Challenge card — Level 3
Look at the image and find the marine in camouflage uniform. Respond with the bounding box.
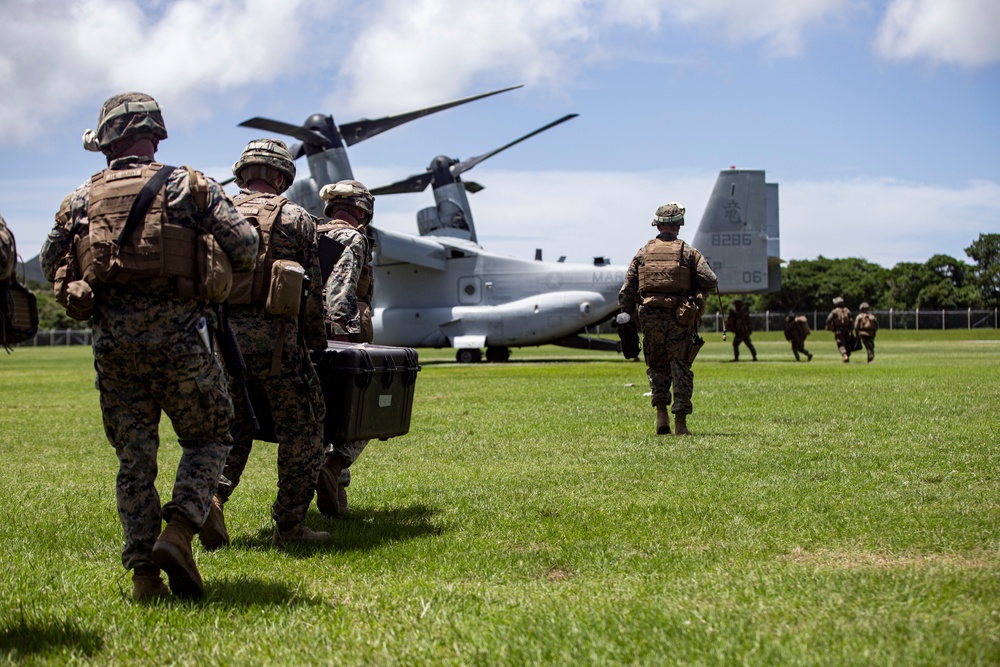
[784,313,813,361]
[854,301,878,363]
[619,202,717,436]
[40,93,258,601]
[314,180,375,516]
[0,213,15,281]
[825,296,854,363]
[200,139,329,550]
[726,300,757,361]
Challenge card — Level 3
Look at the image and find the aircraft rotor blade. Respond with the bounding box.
[450,114,578,177]
[338,84,524,147]
[463,181,485,193]
[238,117,332,148]
[369,171,435,196]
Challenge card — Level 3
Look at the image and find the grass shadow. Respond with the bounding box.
[0,615,103,660]
[205,576,320,608]
[236,503,442,557]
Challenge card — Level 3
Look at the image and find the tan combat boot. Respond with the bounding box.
[315,453,345,517]
[655,404,671,435]
[674,414,692,436]
[131,565,169,602]
[198,495,229,551]
[272,523,331,547]
[152,514,204,599]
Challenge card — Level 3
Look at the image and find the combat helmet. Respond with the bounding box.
[232,139,296,193]
[832,296,845,307]
[83,92,168,156]
[652,202,685,226]
[319,180,375,222]
[859,302,870,311]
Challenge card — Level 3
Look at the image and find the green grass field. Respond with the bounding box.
[1,330,998,665]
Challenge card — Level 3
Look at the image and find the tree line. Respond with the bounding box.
[708,233,999,314]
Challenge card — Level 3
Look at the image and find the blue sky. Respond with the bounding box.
[0,0,997,271]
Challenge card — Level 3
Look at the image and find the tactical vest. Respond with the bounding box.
[228,192,287,305]
[76,162,198,286]
[639,238,691,296]
[856,312,877,334]
[830,307,852,329]
[316,219,374,343]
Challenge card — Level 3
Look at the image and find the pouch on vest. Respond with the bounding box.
[641,294,678,310]
[64,280,94,321]
[197,234,233,303]
[1,279,39,348]
[265,259,304,316]
[675,297,700,327]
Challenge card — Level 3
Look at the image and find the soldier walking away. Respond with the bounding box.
[200,139,330,550]
[0,213,15,281]
[825,296,854,363]
[619,202,718,436]
[314,180,376,516]
[726,299,757,361]
[854,302,878,363]
[40,93,259,601]
[784,312,813,361]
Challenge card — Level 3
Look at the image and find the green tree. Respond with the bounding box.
[965,233,1000,307]
[757,256,888,312]
[33,289,90,330]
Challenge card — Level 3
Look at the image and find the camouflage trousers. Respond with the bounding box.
[95,338,234,571]
[218,341,325,527]
[639,306,696,415]
[833,327,852,357]
[859,333,875,361]
[326,440,370,487]
[731,332,756,360]
[790,337,811,361]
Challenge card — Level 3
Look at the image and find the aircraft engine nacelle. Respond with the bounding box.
[373,290,611,349]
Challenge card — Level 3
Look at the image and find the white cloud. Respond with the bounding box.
[875,0,1000,67]
[0,0,338,143]
[648,0,864,58]
[330,0,863,115]
[361,166,1000,269]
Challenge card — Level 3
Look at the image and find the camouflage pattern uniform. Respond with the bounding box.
[40,157,257,573]
[784,313,813,361]
[319,219,373,487]
[0,213,15,281]
[825,297,854,362]
[314,180,375,513]
[854,303,878,363]
[619,208,717,419]
[726,301,757,361]
[217,188,327,528]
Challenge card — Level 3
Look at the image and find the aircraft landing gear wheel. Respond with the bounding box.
[486,346,511,362]
[456,348,482,363]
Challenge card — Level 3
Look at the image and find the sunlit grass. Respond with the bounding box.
[0,330,998,665]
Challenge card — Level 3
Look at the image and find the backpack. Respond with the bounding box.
[1,277,39,350]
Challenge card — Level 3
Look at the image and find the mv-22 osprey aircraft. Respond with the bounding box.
[238,87,780,362]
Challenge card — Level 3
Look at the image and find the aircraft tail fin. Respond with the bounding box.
[691,169,780,294]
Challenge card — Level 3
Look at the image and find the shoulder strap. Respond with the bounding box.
[117,165,176,249]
